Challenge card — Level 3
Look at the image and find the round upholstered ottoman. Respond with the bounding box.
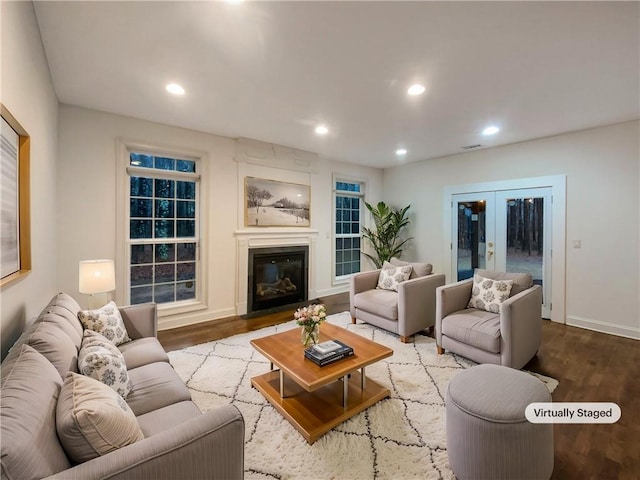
[446,364,553,480]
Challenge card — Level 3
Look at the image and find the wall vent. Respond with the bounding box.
[461,144,483,150]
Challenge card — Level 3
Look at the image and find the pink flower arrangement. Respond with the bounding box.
[294,304,327,328]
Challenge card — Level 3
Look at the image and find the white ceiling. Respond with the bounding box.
[34,1,639,168]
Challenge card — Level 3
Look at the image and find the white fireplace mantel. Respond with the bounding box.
[235,228,319,315]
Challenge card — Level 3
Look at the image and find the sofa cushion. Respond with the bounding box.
[441,308,501,353]
[78,301,132,346]
[377,261,412,291]
[78,330,133,398]
[45,292,84,340]
[118,336,170,370]
[126,362,192,416]
[1,345,71,480]
[390,257,433,279]
[21,320,79,379]
[475,269,533,297]
[56,372,144,463]
[468,274,514,314]
[38,310,83,349]
[354,289,399,320]
[136,400,202,437]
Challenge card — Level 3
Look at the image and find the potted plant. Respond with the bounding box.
[361,201,412,268]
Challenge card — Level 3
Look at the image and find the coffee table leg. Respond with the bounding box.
[361,367,366,390]
[343,374,349,409]
[280,369,285,398]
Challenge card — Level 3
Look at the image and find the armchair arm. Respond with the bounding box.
[435,278,472,345]
[44,405,244,480]
[397,274,446,336]
[349,270,381,317]
[119,303,158,340]
[499,285,543,369]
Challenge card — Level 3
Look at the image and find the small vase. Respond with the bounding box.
[301,324,320,346]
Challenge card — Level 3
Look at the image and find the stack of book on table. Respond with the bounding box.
[304,340,354,366]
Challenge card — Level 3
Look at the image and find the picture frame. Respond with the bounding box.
[244,176,310,227]
[1,104,31,287]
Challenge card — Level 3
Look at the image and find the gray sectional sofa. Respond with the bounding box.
[0,293,244,480]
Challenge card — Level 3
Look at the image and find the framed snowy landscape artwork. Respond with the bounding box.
[244,177,310,227]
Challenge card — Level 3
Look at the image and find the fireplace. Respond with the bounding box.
[247,246,308,315]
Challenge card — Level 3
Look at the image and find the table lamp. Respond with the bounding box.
[79,259,116,309]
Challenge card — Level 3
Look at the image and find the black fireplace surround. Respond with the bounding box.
[247,246,308,315]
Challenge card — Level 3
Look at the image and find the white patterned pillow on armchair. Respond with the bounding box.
[377,262,413,291]
[468,274,514,313]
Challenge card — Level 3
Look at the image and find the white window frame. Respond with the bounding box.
[116,140,208,317]
[332,175,366,284]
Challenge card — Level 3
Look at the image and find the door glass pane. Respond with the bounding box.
[506,197,544,288]
[456,200,487,280]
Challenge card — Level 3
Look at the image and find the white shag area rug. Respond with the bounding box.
[168,312,558,480]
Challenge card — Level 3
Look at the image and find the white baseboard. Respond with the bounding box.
[566,315,640,340]
[158,307,236,331]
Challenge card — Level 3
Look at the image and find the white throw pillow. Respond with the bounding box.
[468,274,514,313]
[78,301,131,346]
[56,372,144,463]
[377,262,413,291]
[78,329,132,399]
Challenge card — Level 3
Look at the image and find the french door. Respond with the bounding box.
[452,187,552,318]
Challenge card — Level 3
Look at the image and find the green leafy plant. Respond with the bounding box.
[361,201,412,268]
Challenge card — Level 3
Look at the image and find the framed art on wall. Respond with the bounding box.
[1,105,31,287]
[244,177,310,227]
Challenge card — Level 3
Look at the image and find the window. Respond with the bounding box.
[334,179,364,280]
[126,151,200,306]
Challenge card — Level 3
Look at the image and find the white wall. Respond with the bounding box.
[383,121,640,339]
[0,1,60,358]
[56,105,383,329]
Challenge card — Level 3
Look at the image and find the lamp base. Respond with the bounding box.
[86,292,110,310]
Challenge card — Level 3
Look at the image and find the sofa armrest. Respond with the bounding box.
[397,274,446,336]
[500,285,543,369]
[349,270,381,317]
[43,405,244,480]
[119,303,157,339]
[435,278,472,345]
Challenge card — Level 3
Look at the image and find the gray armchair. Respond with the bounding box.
[350,258,446,343]
[435,269,542,369]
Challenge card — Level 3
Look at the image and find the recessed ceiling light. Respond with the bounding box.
[482,126,500,136]
[396,148,407,155]
[166,83,185,96]
[315,125,329,135]
[407,84,426,96]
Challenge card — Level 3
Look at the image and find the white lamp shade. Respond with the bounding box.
[79,259,116,294]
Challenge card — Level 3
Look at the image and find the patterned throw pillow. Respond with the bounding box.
[377,262,413,291]
[78,330,132,399]
[56,372,144,463]
[78,301,131,346]
[468,274,514,313]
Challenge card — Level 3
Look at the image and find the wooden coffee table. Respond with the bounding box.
[250,322,393,444]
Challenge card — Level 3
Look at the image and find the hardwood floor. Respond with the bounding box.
[158,293,639,480]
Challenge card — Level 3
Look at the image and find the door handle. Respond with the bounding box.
[487,251,494,257]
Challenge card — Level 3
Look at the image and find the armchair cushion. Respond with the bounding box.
[441,308,501,353]
[377,262,412,291]
[467,274,513,313]
[353,288,399,320]
[390,257,433,279]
